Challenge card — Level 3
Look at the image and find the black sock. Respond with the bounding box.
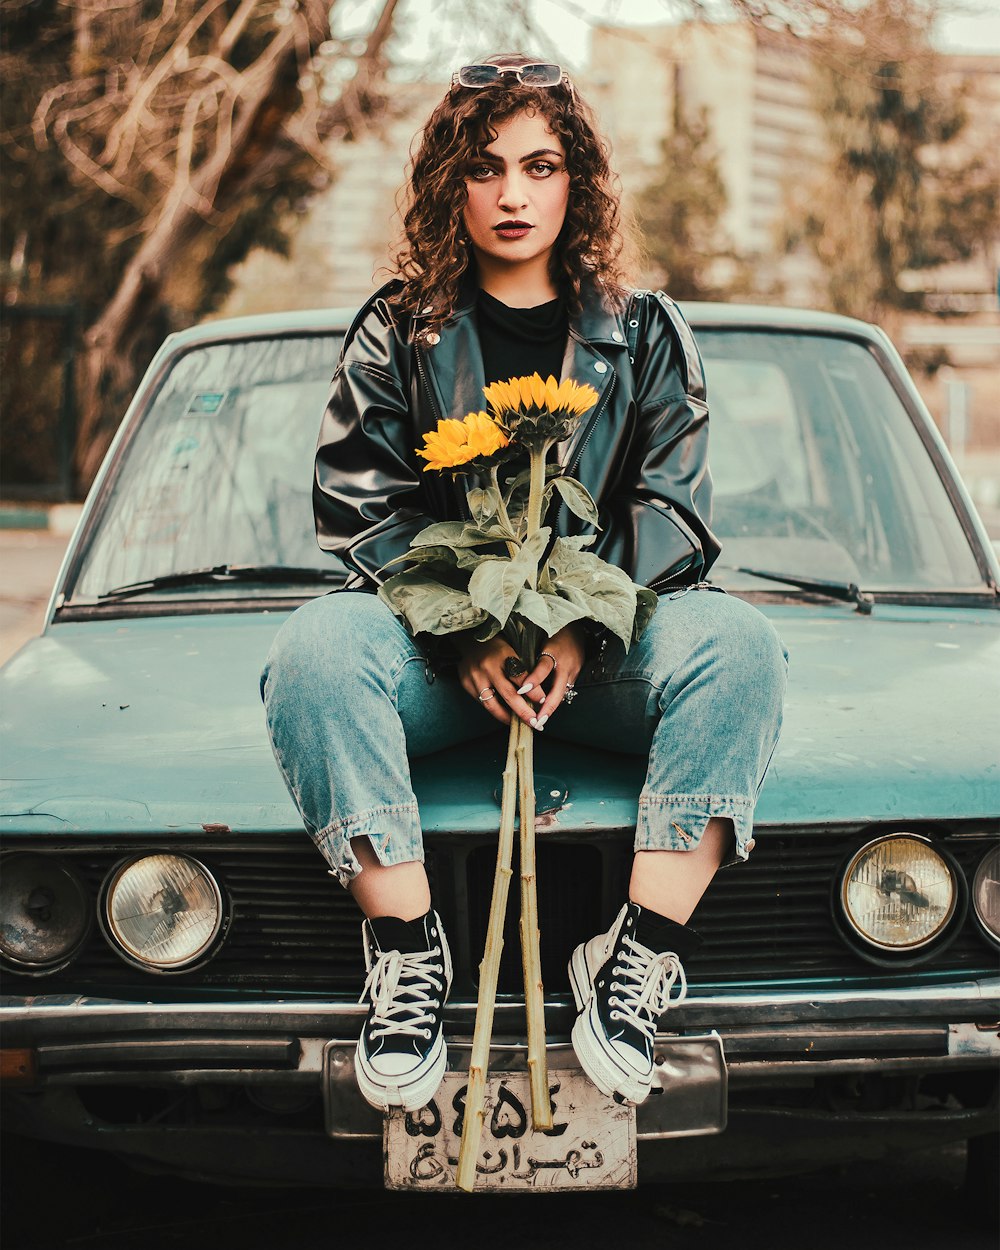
[630,902,703,962]
[368,911,432,954]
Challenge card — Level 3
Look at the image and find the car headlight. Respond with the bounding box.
[840,835,958,951]
[0,853,90,973]
[102,853,223,971]
[972,844,1000,945]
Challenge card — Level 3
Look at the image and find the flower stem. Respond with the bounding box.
[456,716,520,1192]
[525,446,549,580]
[517,722,552,1129]
[520,443,550,1126]
[490,464,520,558]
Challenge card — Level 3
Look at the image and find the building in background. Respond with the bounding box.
[588,19,822,303]
[586,20,999,471]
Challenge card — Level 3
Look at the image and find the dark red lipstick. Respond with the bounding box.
[493,220,533,239]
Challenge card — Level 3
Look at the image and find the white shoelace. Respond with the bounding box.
[362,948,444,1041]
[608,936,688,1037]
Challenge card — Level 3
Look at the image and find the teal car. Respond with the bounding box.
[1,306,998,1195]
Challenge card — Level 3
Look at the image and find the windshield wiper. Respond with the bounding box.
[722,566,874,614]
[96,564,344,603]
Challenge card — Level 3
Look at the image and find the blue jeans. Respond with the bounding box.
[261,588,788,888]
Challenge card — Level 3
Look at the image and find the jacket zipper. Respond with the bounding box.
[413,343,441,423]
[558,370,615,532]
[414,344,471,521]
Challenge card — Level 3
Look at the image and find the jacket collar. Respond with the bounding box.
[414,267,626,426]
[433,265,625,341]
[570,274,629,345]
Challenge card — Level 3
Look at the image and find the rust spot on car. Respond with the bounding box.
[201,822,231,834]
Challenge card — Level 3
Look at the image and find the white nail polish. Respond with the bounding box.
[537,714,549,728]
[529,717,538,727]
[517,682,533,695]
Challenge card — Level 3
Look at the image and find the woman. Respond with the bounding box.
[262,55,787,1115]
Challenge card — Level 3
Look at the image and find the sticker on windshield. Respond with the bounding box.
[186,391,228,414]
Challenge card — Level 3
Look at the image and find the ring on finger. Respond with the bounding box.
[539,650,557,674]
[478,686,495,703]
[563,682,578,704]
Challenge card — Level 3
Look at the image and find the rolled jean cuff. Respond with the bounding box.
[635,792,757,867]
[313,802,423,888]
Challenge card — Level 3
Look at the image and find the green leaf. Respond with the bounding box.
[547,537,638,649]
[547,536,611,572]
[411,520,508,550]
[553,533,595,552]
[454,549,504,570]
[466,486,499,527]
[467,527,550,628]
[380,544,459,570]
[475,522,516,542]
[512,587,588,636]
[633,586,659,640]
[409,520,468,548]
[550,476,601,527]
[557,582,636,650]
[379,572,488,636]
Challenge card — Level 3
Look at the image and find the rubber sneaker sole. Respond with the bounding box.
[569,941,652,1106]
[354,1032,447,1112]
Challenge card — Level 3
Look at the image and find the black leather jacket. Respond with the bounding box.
[314,273,720,592]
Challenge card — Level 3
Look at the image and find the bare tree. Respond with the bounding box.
[4,0,400,486]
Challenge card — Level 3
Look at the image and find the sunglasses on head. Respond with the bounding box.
[452,63,574,93]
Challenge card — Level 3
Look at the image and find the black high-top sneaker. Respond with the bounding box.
[568,902,691,1105]
[355,909,452,1112]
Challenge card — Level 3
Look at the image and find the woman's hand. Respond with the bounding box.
[456,624,586,730]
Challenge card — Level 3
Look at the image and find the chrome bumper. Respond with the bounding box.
[4,979,998,1082]
[3,981,998,1153]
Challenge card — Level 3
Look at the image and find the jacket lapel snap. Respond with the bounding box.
[557,331,616,469]
[557,282,629,470]
[416,309,486,430]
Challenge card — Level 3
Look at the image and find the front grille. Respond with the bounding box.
[1,832,995,1000]
[464,842,608,997]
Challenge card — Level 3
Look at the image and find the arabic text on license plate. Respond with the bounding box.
[384,1069,636,1191]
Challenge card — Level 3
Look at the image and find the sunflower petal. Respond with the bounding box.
[416,409,511,473]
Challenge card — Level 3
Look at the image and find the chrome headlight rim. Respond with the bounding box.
[0,851,92,976]
[970,842,1000,951]
[835,832,966,966]
[99,851,225,975]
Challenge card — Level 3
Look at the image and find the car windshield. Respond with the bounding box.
[71,333,345,602]
[69,326,985,605]
[697,330,983,593]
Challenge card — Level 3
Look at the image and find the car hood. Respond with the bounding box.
[1,604,998,835]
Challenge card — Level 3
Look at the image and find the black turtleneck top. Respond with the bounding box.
[476,289,568,386]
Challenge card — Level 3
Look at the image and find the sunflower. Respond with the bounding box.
[482,373,599,444]
[416,410,511,473]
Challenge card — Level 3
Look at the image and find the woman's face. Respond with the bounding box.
[462,109,570,288]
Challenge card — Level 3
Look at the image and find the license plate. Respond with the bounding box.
[384,1069,636,1192]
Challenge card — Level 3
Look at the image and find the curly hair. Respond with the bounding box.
[388,54,633,324]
